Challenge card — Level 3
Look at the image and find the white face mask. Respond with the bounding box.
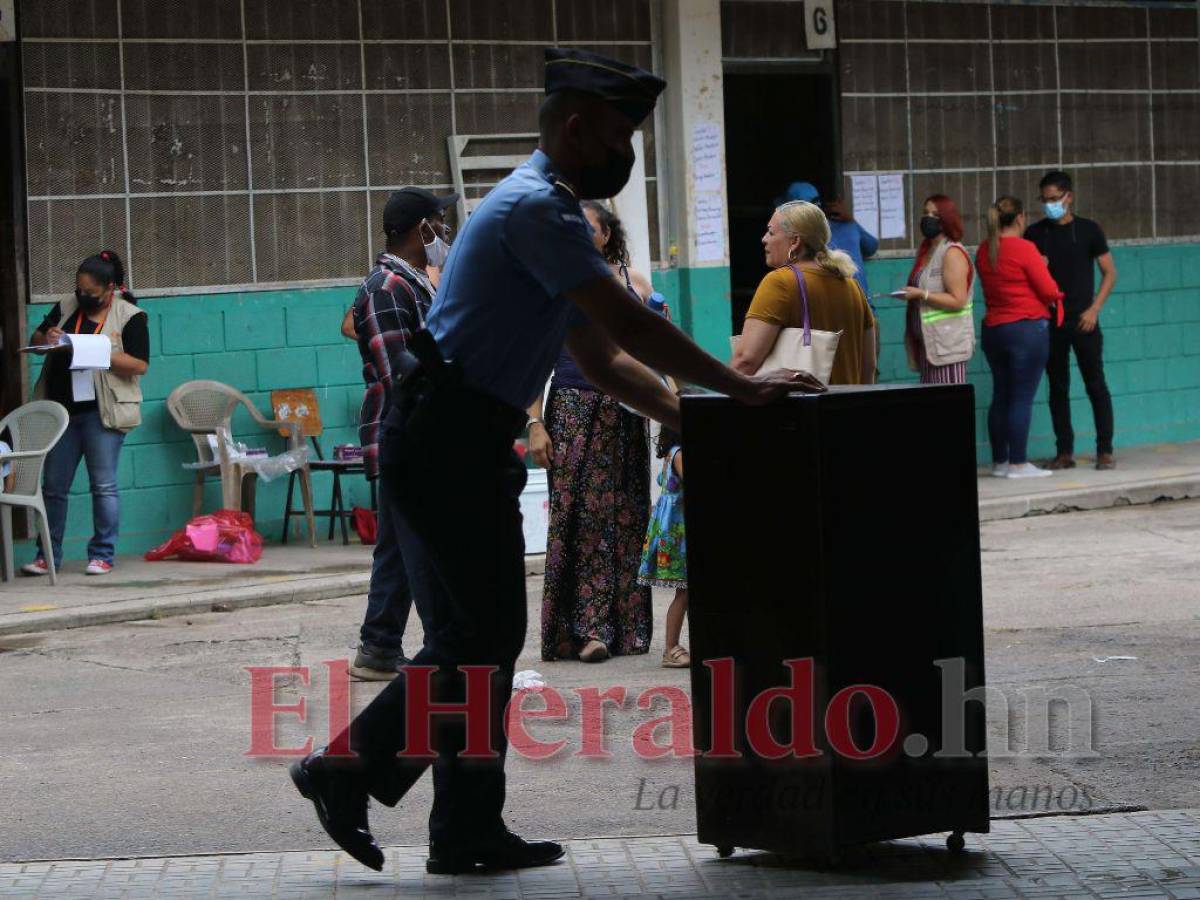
[421,220,450,268]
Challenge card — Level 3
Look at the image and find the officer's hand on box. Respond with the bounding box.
[737,369,826,405]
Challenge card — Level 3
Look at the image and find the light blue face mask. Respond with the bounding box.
[1043,200,1067,221]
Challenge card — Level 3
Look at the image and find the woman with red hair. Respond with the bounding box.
[900,195,976,384]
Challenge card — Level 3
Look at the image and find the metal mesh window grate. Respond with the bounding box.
[20,0,659,300]
[836,0,1200,253]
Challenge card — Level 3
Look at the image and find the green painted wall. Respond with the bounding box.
[653,265,732,361]
[26,286,367,563]
[862,243,1200,463]
[25,241,1200,562]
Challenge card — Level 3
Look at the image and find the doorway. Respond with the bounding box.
[723,69,838,333]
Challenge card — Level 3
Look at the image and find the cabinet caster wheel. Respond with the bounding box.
[717,845,734,859]
[946,831,966,853]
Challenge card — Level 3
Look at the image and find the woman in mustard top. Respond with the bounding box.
[732,200,876,385]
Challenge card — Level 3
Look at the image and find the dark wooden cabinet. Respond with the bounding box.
[682,384,989,861]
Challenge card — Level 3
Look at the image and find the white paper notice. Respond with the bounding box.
[850,175,879,242]
[70,370,96,402]
[66,333,112,403]
[67,333,112,371]
[878,172,907,240]
[691,122,722,193]
[694,191,726,263]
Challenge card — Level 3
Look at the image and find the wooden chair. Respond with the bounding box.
[166,380,317,547]
[270,389,371,545]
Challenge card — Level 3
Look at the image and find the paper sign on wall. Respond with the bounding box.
[695,191,726,263]
[850,175,879,242]
[691,121,722,193]
[0,0,14,43]
[878,172,906,240]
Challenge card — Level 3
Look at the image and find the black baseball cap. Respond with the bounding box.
[382,187,459,235]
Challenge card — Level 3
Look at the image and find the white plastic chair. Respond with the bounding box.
[165,380,317,547]
[0,401,70,584]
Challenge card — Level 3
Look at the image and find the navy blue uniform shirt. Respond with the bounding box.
[426,150,612,410]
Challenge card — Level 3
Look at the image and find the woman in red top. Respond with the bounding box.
[976,196,1064,479]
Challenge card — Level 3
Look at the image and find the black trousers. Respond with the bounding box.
[340,370,529,844]
[1046,318,1114,456]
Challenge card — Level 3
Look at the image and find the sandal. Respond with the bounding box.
[662,645,691,668]
[579,639,609,663]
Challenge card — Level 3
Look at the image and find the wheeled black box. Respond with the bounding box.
[681,384,989,861]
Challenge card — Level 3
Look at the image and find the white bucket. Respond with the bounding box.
[520,468,550,555]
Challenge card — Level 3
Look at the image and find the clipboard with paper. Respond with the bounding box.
[67,334,112,402]
[26,334,113,402]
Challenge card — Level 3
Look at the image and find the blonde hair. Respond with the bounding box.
[985,195,1024,269]
[775,200,858,279]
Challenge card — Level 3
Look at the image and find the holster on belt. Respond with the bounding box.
[394,328,454,389]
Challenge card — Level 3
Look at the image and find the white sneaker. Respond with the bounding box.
[85,559,113,575]
[1006,463,1053,479]
[991,464,1009,478]
[21,558,49,576]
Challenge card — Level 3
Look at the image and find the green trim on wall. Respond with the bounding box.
[863,242,1200,464]
[652,265,732,361]
[23,241,1200,562]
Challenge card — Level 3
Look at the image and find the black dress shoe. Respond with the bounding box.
[289,748,385,872]
[427,829,565,874]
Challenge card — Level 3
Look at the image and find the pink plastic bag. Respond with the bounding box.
[144,510,264,564]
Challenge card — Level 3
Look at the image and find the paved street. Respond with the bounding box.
[1,499,1198,880]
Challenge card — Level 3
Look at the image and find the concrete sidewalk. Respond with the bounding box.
[3,440,1198,638]
[976,440,1200,522]
[0,542,375,637]
[4,811,1200,898]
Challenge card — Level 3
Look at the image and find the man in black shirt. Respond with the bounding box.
[1024,170,1118,470]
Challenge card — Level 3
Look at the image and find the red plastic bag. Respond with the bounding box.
[144,510,264,564]
[352,506,377,545]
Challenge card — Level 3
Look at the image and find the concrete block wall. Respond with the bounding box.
[23,241,1200,562]
[863,242,1200,462]
[27,286,368,563]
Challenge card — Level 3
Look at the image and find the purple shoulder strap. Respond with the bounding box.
[787,264,813,347]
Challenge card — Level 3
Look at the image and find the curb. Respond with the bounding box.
[978,474,1200,523]
[0,554,547,638]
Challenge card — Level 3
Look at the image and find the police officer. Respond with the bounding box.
[289,48,823,875]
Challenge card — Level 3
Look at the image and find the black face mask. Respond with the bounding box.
[75,289,105,311]
[576,138,635,201]
[919,216,943,239]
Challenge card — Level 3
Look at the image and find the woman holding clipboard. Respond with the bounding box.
[23,251,149,576]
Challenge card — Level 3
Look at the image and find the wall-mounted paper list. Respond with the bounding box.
[691,121,723,193]
[694,190,726,263]
[878,172,906,240]
[850,175,879,241]
[67,333,112,403]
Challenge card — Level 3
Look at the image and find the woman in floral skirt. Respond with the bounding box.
[529,201,653,663]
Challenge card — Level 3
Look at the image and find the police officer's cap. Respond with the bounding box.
[544,48,666,126]
[383,186,459,235]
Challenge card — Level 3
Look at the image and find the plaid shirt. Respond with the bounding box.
[353,253,434,479]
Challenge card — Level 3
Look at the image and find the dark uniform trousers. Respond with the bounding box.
[1046,316,1115,457]
[338,367,529,845]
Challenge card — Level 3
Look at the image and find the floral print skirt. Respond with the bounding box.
[540,387,652,660]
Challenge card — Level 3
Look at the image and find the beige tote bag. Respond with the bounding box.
[732,265,842,385]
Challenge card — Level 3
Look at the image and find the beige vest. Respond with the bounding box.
[33,296,147,433]
[907,239,976,369]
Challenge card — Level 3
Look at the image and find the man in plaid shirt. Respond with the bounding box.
[345,187,456,679]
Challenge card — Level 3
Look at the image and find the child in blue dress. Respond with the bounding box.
[638,427,688,668]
